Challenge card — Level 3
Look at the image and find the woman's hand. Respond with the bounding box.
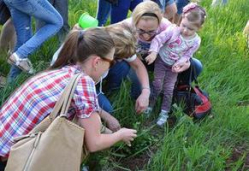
[117,128,137,147]
[172,60,191,73]
[135,89,150,114]
[129,57,150,113]
[145,52,157,65]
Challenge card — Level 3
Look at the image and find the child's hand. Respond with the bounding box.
[172,63,183,73]
[145,52,157,65]
[172,60,190,73]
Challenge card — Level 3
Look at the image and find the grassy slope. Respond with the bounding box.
[149,0,249,170]
[1,0,249,170]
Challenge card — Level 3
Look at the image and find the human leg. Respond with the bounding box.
[152,0,166,11]
[128,68,142,100]
[129,0,142,11]
[177,58,203,85]
[129,55,154,100]
[211,0,228,6]
[243,21,249,35]
[0,18,16,53]
[161,68,178,112]
[96,0,111,26]
[156,66,177,126]
[11,0,63,58]
[4,0,33,79]
[106,60,130,90]
[36,0,68,43]
[97,92,114,114]
[191,58,203,78]
[5,0,63,79]
[174,0,189,24]
[0,160,7,171]
[54,0,70,43]
[150,57,167,109]
[110,0,130,24]
[164,0,177,22]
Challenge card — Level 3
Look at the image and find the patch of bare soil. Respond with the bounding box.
[115,146,157,171]
[114,117,175,171]
[226,144,249,171]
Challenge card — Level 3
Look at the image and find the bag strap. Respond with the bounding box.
[49,73,82,120]
[23,73,82,135]
[60,73,82,117]
[188,59,199,86]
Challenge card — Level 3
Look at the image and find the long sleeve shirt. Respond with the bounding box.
[149,25,201,65]
[121,17,172,57]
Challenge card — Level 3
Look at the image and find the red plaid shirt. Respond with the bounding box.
[0,65,99,157]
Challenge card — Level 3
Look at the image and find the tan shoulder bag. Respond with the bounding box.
[5,73,88,171]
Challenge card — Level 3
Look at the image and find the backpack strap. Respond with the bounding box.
[189,58,199,86]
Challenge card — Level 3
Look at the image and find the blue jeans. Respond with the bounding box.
[36,0,69,43]
[105,60,130,90]
[129,58,203,99]
[177,58,203,85]
[97,60,130,113]
[153,0,175,11]
[175,0,189,14]
[4,0,63,79]
[97,92,113,114]
[97,0,111,26]
[111,0,142,24]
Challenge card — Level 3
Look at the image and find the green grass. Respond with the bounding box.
[1,0,249,170]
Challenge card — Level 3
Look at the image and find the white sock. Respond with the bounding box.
[161,110,169,114]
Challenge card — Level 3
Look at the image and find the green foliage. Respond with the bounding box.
[1,0,249,170]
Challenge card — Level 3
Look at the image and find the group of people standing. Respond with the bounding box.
[0,0,207,170]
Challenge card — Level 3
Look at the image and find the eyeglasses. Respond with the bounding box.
[136,29,157,36]
[100,57,116,68]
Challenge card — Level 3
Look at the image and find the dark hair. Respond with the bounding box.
[50,28,115,69]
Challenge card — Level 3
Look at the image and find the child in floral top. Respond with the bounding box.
[144,3,206,126]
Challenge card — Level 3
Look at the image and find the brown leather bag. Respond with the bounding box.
[5,74,89,171]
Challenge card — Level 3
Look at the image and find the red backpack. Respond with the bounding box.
[173,64,212,119]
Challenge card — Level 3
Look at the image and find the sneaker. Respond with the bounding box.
[144,107,153,118]
[156,111,169,127]
[7,53,35,74]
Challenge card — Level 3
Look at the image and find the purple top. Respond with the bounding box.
[149,25,201,65]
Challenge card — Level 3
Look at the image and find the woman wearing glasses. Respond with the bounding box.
[103,1,171,103]
[102,1,203,115]
[0,28,137,170]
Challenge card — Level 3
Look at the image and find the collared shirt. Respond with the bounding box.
[0,65,99,157]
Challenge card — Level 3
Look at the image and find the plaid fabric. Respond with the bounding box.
[0,65,99,157]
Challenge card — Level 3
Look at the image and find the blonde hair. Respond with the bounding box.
[132,1,162,27]
[105,24,137,59]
